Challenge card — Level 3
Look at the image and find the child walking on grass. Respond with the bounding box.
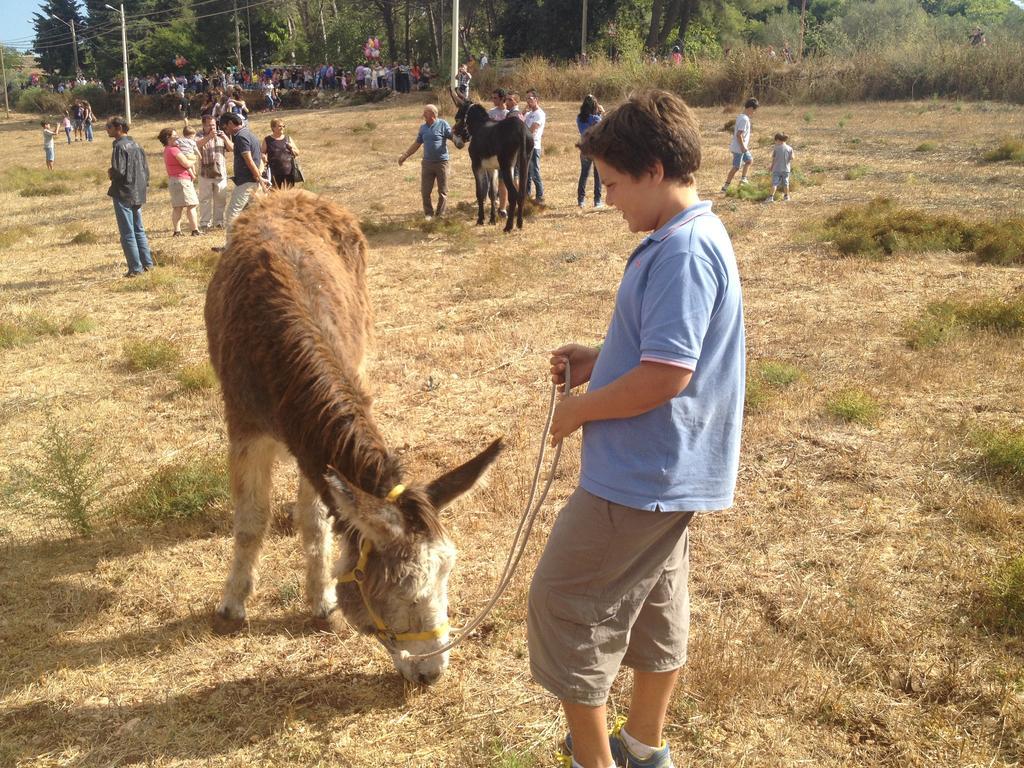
[529,90,745,768]
[42,121,56,170]
[766,132,794,202]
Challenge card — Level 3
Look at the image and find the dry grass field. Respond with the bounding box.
[1,94,1022,767]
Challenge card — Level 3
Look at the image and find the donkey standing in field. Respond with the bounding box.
[204,189,502,685]
[450,89,533,232]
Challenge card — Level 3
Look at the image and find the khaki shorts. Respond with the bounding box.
[168,177,199,207]
[527,488,694,706]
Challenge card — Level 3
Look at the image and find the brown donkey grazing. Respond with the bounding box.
[204,190,502,685]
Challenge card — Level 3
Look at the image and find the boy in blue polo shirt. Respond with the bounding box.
[528,90,745,768]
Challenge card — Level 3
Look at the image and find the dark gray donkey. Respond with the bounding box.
[450,89,533,232]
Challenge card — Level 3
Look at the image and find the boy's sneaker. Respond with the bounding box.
[763,197,775,204]
[610,719,675,768]
[558,719,675,768]
[595,201,605,209]
[739,177,750,185]
[720,184,729,193]
[782,195,790,202]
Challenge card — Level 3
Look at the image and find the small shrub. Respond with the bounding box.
[0,320,36,349]
[982,138,1024,163]
[826,388,880,425]
[0,225,32,251]
[721,118,736,132]
[123,337,180,371]
[359,217,408,236]
[973,427,1024,488]
[843,165,870,181]
[838,118,847,128]
[0,312,86,349]
[9,419,104,534]
[803,111,814,123]
[69,230,100,245]
[177,361,218,393]
[117,457,229,524]
[977,555,1024,635]
[114,268,182,293]
[915,141,938,152]
[352,120,378,134]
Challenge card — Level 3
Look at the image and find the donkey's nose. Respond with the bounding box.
[416,668,443,686]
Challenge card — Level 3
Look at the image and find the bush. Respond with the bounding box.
[8,419,104,535]
[177,361,218,393]
[972,220,1024,265]
[0,226,32,251]
[982,138,1024,163]
[977,555,1024,635]
[123,337,180,371]
[905,296,1024,349]
[69,230,100,245]
[71,83,111,116]
[819,198,977,258]
[116,457,229,524]
[826,388,880,425]
[915,141,938,152]
[746,359,802,411]
[20,181,71,198]
[14,87,68,114]
[973,427,1024,488]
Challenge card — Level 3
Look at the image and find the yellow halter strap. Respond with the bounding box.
[337,537,451,645]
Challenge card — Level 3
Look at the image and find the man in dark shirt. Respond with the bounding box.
[106,115,154,277]
[217,112,269,249]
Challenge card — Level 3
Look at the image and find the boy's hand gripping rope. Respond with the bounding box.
[401,361,571,662]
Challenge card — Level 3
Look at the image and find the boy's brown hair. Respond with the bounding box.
[577,90,700,184]
[774,132,788,142]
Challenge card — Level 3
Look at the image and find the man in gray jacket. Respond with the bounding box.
[106,115,154,277]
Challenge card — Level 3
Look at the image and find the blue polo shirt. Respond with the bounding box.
[580,200,745,511]
[417,119,453,162]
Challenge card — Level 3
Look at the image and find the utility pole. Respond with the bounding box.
[1,47,10,119]
[581,0,588,60]
[50,14,81,78]
[233,0,243,73]
[105,3,131,124]
[246,4,255,74]
[450,0,459,88]
[798,0,807,60]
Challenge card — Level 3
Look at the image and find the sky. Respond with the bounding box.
[4,0,48,52]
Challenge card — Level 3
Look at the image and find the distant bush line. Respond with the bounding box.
[12,40,1024,119]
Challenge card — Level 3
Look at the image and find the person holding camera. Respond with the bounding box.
[195,114,234,230]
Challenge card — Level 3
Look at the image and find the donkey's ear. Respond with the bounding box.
[449,86,463,106]
[324,467,406,546]
[426,438,504,511]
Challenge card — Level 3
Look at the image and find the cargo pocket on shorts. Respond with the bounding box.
[545,589,624,671]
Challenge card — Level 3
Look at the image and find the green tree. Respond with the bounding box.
[33,0,86,77]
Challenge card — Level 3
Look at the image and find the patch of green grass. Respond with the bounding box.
[915,141,938,152]
[352,120,378,135]
[982,138,1024,163]
[826,388,880,425]
[123,337,180,372]
[846,137,862,145]
[0,165,71,195]
[116,457,229,524]
[177,361,218,393]
[0,312,91,349]
[972,220,1024,265]
[69,230,100,245]
[842,165,870,181]
[838,118,847,129]
[6,418,104,535]
[803,111,814,123]
[746,359,803,411]
[113,268,183,293]
[817,197,978,258]
[0,225,33,251]
[725,168,818,203]
[977,555,1024,635]
[20,181,71,197]
[906,296,1024,349]
[973,427,1024,488]
[359,217,409,236]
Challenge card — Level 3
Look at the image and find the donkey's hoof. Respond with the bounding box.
[310,607,348,635]
[212,610,246,635]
